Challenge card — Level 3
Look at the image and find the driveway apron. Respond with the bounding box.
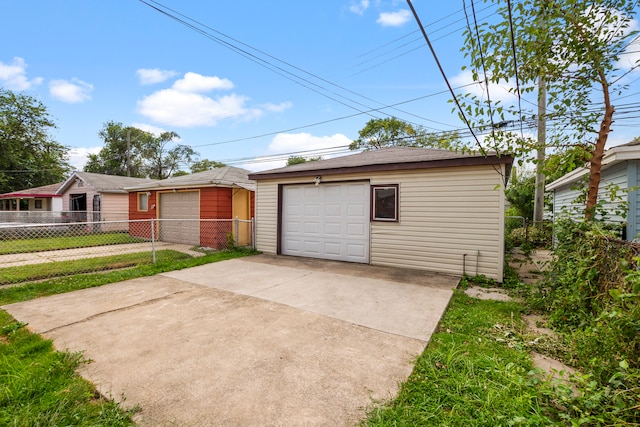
[2,255,458,426]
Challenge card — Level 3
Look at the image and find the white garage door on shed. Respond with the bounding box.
[159,191,200,245]
[282,182,370,263]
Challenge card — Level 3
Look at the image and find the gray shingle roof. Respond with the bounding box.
[60,172,158,194]
[124,166,255,191]
[249,147,512,180]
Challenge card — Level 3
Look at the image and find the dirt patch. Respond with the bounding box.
[464,286,514,301]
[509,248,553,284]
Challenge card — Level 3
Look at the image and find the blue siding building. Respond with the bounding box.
[546,141,640,240]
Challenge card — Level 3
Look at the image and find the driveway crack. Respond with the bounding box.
[251,271,314,296]
[41,290,190,334]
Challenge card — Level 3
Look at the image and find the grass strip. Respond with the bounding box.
[0,249,254,306]
[0,232,146,255]
[0,250,191,285]
[0,310,136,426]
[364,291,556,426]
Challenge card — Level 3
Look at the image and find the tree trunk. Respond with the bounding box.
[585,99,614,221]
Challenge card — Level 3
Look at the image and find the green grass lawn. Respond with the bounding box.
[364,292,566,426]
[0,232,146,255]
[0,250,191,285]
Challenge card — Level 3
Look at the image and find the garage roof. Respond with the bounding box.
[248,147,513,180]
[125,166,256,192]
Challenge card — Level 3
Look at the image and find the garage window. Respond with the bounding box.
[138,192,149,211]
[371,185,398,222]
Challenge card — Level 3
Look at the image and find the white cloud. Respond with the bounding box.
[450,69,519,105]
[136,68,179,85]
[172,72,233,92]
[349,0,370,15]
[376,9,411,27]
[138,89,252,127]
[68,146,101,170]
[240,132,352,172]
[260,101,293,113]
[49,78,93,103]
[617,18,640,71]
[0,57,43,91]
[137,72,289,127]
[268,132,351,153]
[130,123,170,137]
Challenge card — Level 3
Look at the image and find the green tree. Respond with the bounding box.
[190,159,226,173]
[144,131,197,179]
[0,89,70,193]
[85,123,197,179]
[505,168,535,220]
[458,0,638,220]
[286,156,322,166]
[350,117,461,151]
[84,121,151,177]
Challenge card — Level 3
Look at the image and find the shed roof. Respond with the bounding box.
[0,182,63,199]
[124,166,256,192]
[248,146,513,180]
[546,140,640,191]
[58,172,158,194]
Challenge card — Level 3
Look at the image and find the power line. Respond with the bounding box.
[138,0,446,130]
[405,0,482,149]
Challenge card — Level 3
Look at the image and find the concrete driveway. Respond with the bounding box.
[2,254,459,426]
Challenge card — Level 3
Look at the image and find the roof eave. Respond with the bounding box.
[248,155,513,180]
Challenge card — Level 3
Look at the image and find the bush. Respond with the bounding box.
[525,218,640,424]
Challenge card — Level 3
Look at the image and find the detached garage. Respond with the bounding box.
[126,167,255,248]
[248,147,513,281]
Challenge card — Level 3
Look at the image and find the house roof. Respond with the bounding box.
[546,140,640,191]
[58,172,158,194]
[248,147,513,180]
[0,182,63,199]
[124,166,256,192]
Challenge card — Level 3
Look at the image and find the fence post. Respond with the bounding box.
[150,218,156,263]
[234,216,239,246]
[251,217,255,250]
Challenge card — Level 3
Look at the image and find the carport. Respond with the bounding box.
[2,255,459,426]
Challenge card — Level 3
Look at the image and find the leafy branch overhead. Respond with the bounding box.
[350,117,461,151]
[458,0,639,220]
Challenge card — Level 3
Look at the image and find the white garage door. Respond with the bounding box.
[159,191,200,245]
[282,182,370,263]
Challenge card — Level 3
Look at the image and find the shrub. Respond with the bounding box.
[525,218,640,424]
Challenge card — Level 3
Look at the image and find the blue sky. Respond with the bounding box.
[2,0,640,172]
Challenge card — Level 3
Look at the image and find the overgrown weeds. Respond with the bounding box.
[526,218,640,424]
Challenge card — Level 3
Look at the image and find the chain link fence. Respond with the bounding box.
[0,218,253,286]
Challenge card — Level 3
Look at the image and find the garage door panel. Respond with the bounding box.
[282,182,369,263]
[159,191,200,246]
[324,222,341,235]
[324,242,342,256]
[303,241,320,254]
[347,244,366,258]
[304,222,321,234]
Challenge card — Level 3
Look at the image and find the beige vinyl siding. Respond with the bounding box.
[255,164,506,281]
[255,181,279,254]
[369,166,504,281]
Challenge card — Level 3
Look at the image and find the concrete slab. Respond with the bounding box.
[163,256,458,341]
[2,254,459,426]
